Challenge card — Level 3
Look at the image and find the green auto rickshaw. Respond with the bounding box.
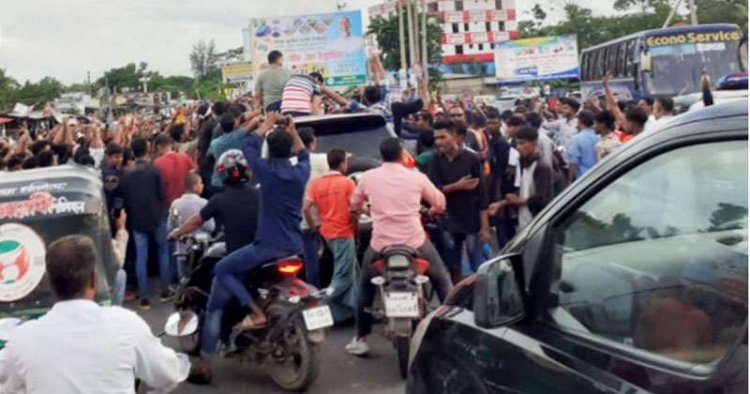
[0,164,117,338]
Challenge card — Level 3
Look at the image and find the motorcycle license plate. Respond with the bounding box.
[384,292,419,318]
[302,305,334,331]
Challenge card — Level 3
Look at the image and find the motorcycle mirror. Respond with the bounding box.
[164,311,199,337]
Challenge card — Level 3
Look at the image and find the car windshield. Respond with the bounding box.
[301,116,392,159]
[647,38,742,96]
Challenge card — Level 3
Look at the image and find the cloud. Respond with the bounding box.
[0,0,605,85]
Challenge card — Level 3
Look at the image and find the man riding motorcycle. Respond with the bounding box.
[346,137,452,356]
[169,149,260,255]
[186,114,310,384]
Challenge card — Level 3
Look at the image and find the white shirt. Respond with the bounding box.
[0,300,186,394]
[537,131,555,169]
[300,153,330,230]
[644,115,674,134]
[508,146,522,189]
[518,161,537,230]
[547,116,578,150]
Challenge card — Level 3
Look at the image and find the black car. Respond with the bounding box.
[407,100,748,394]
[294,112,399,172]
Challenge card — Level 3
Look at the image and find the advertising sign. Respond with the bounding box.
[494,35,579,83]
[221,63,254,85]
[249,10,367,88]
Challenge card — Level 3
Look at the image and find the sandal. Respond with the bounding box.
[235,314,268,330]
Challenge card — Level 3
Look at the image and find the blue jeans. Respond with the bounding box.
[302,229,322,288]
[133,221,171,299]
[201,244,293,357]
[442,232,483,273]
[213,243,292,307]
[201,277,231,357]
[325,238,360,323]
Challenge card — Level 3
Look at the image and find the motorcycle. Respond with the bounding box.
[368,245,431,379]
[163,238,334,392]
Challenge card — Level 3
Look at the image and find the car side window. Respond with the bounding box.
[548,140,748,365]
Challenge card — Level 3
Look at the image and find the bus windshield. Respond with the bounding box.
[646,31,742,96]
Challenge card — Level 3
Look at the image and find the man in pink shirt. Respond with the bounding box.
[345,138,452,356]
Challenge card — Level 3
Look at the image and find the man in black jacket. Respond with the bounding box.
[489,126,556,231]
[120,138,172,309]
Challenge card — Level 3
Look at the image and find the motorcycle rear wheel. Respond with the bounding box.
[267,320,320,391]
[395,335,410,379]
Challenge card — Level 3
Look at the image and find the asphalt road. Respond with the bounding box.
[131,298,407,394]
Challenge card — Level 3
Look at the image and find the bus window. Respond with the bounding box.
[580,53,587,80]
[598,48,608,79]
[582,52,589,80]
[626,39,636,76]
[615,42,624,77]
[608,45,618,76]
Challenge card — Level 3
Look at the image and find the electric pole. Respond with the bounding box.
[406,0,417,70]
[398,1,407,72]
[420,0,429,89]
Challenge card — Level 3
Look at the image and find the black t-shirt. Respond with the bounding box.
[427,149,489,234]
[200,183,259,253]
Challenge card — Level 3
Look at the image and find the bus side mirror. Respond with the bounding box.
[640,52,652,73]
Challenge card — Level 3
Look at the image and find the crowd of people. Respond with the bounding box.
[0,48,685,387]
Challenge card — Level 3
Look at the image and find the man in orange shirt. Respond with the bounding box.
[303,149,360,324]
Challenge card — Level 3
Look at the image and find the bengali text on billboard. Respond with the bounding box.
[250,10,367,88]
[494,35,579,83]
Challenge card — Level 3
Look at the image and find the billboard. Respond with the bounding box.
[494,35,579,83]
[221,63,254,85]
[249,10,367,88]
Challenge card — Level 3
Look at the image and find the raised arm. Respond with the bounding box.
[321,85,348,107]
[603,72,626,126]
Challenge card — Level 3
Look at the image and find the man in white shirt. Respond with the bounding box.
[298,127,329,288]
[0,235,187,394]
[644,96,675,134]
[545,97,580,150]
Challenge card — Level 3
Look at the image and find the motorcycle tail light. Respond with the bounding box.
[414,258,430,275]
[277,260,303,276]
[373,259,385,273]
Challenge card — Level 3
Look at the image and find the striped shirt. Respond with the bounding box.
[281,75,321,115]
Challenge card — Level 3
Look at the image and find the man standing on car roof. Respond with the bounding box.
[255,51,294,112]
[280,72,348,117]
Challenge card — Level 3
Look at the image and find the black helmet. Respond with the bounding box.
[217,149,250,185]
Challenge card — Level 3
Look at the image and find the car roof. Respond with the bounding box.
[293,112,387,124]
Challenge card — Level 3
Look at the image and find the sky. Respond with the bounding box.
[0,0,612,85]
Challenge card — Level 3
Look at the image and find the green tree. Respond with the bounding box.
[150,75,195,94]
[189,39,220,80]
[0,68,19,112]
[519,1,674,50]
[96,63,141,93]
[367,12,443,71]
[11,77,64,106]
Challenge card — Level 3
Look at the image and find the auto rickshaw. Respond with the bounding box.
[0,164,117,340]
